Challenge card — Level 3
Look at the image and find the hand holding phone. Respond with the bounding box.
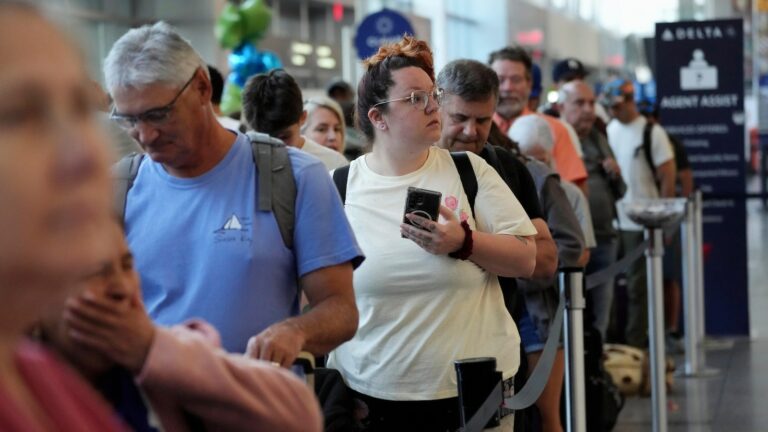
[401,188,466,256]
[402,187,442,233]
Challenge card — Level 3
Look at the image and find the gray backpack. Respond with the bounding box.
[112,131,297,249]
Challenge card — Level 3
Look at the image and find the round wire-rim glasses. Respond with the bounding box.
[372,88,444,110]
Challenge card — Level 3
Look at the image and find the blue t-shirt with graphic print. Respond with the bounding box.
[125,132,363,353]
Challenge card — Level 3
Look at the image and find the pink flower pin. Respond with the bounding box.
[445,195,458,210]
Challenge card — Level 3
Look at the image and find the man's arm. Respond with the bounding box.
[247,262,356,367]
[656,160,677,198]
[678,168,694,197]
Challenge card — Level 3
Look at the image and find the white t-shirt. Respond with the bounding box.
[607,116,674,231]
[301,137,349,170]
[327,147,537,400]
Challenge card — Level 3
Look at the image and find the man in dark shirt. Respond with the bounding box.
[560,79,626,340]
[435,59,557,282]
[436,59,568,432]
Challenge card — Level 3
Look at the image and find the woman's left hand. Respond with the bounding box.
[401,205,465,255]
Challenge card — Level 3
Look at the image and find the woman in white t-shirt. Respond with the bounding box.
[327,36,538,431]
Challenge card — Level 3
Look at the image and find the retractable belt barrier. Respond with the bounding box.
[458,242,645,432]
[458,195,702,432]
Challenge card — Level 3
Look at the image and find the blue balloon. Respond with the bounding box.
[228,43,283,88]
[260,51,283,70]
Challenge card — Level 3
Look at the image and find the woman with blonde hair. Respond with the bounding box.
[327,36,538,430]
[302,95,347,154]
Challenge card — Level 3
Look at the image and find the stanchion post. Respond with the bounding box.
[645,227,667,432]
[681,197,700,375]
[682,193,720,377]
[559,268,586,432]
[694,190,706,341]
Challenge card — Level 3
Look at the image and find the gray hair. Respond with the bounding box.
[508,114,554,153]
[301,96,346,151]
[104,21,208,92]
[436,59,499,103]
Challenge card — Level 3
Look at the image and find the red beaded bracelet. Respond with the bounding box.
[449,220,473,260]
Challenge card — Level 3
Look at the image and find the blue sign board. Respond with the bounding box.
[354,9,414,60]
[655,19,748,335]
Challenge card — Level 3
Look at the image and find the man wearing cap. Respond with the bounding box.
[560,79,626,340]
[552,57,611,126]
[603,79,676,348]
[489,46,589,193]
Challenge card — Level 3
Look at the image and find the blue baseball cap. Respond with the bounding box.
[552,58,587,83]
[600,78,633,107]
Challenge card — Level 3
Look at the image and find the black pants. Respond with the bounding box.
[352,390,460,432]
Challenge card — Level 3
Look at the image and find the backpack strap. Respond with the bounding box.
[450,152,478,218]
[112,152,145,220]
[247,131,296,250]
[640,120,659,189]
[332,165,350,204]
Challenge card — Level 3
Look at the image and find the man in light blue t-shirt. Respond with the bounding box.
[104,22,364,367]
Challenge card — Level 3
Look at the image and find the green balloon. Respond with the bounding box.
[239,0,272,43]
[215,3,243,50]
[220,81,243,116]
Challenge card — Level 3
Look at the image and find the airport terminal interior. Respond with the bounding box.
[4,0,768,431]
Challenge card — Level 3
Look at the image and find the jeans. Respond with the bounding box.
[585,238,619,341]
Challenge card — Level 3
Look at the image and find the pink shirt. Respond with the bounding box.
[0,340,125,432]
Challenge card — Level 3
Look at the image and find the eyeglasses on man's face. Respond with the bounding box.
[110,71,197,130]
[372,88,444,110]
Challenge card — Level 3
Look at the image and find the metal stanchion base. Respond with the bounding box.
[700,337,735,351]
[675,367,720,379]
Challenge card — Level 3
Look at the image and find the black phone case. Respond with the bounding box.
[403,187,442,233]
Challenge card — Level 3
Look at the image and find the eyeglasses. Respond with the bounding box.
[372,88,444,110]
[110,71,197,130]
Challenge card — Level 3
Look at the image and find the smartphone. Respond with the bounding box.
[403,186,442,234]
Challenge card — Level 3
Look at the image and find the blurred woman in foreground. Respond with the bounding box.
[0,2,121,430]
